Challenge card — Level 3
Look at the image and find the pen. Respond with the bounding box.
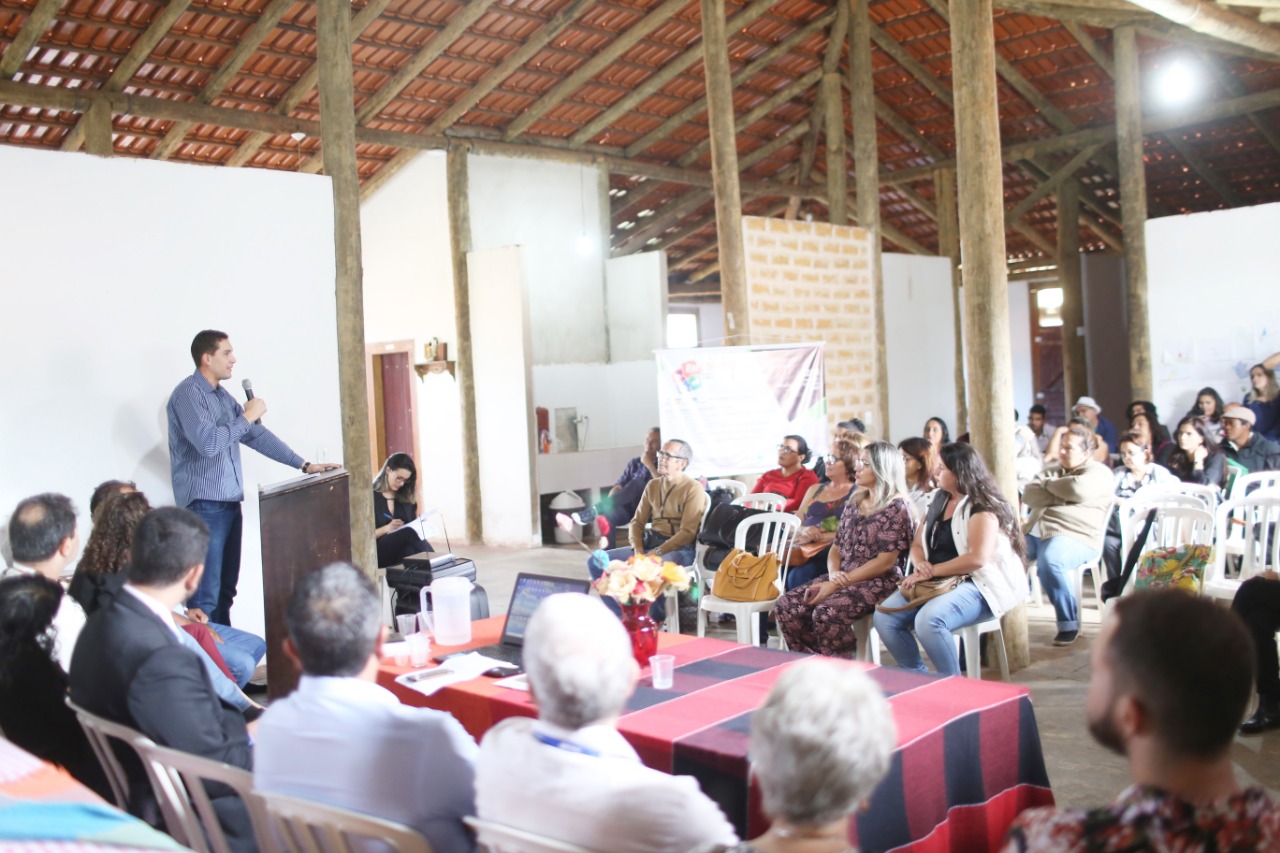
[405,669,452,683]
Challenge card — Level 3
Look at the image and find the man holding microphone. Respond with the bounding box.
[167,330,339,626]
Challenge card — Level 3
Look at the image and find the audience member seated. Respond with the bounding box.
[1013,410,1046,490]
[69,490,260,717]
[1220,403,1280,473]
[1233,572,1280,734]
[1127,408,1174,466]
[374,452,433,568]
[88,479,136,524]
[923,417,950,460]
[1043,417,1111,466]
[1187,386,1226,444]
[898,436,938,521]
[475,593,737,852]
[874,443,1028,676]
[775,442,915,657]
[0,574,109,798]
[588,439,707,622]
[1071,396,1119,454]
[68,508,255,849]
[1100,432,1177,582]
[1023,425,1112,647]
[570,427,662,548]
[1245,354,1280,442]
[1028,404,1055,455]
[691,659,896,853]
[752,435,819,513]
[812,419,866,482]
[256,562,478,851]
[1002,590,1280,852]
[1166,415,1226,490]
[784,438,859,592]
[3,493,85,670]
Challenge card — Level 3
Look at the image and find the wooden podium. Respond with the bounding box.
[258,469,352,699]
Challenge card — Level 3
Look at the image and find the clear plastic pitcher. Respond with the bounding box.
[418,576,473,646]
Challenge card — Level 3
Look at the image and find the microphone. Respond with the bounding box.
[242,379,262,425]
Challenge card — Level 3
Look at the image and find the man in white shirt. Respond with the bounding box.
[4,493,85,669]
[476,593,738,853]
[254,563,478,852]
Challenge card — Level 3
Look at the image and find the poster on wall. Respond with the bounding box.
[656,343,828,475]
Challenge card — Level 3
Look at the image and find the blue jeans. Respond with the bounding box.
[188,499,242,626]
[784,551,830,592]
[874,582,993,676]
[208,623,267,688]
[587,544,696,623]
[1026,533,1100,632]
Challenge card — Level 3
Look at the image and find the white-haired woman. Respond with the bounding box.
[775,442,916,657]
[692,659,896,853]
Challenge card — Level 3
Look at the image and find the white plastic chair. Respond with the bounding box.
[953,618,1010,681]
[696,512,801,645]
[1104,505,1216,616]
[852,615,881,664]
[257,789,432,853]
[1128,483,1216,511]
[1066,495,1116,615]
[136,741,267,853]
[1204,494,1280,603]
[66,697,154,812]
[707,478,747,500]
[734,492,786,510]
[662,499,713,634]
[1230,471,1280,501]
[466,816,597,852]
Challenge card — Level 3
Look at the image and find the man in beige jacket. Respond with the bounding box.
[1022,425,1113,646]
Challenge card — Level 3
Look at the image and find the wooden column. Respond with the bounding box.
[934,167,968,435]
[951,0,1028,670]
[316,0,376,573]
[1114,26,1152,400]
[1057,179,1088,408]
[448,144,483,544]
[700,0,749,342]
[822,73,848,225]
[598,160,614,359]
[848,0,889,438]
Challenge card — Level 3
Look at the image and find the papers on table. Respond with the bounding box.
[393,652,518,697]
[494,673,530,692]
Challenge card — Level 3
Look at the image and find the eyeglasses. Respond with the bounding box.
[655,451,687,462]
[776,445,799,454]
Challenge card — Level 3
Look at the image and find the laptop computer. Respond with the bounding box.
[434,572,589,673]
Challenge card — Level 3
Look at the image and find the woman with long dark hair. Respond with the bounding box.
[1187,387,1226,443]
[0,574,109,796]
[374,452,433,567]
[70,490,151,614]
[923,417,950,456]
[1166,415,1227,490]
[873,444,1027,676]
[898,437,938,521]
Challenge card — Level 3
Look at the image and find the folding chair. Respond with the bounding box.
[135,740,268,853]
[257,789,432,853]
[466,816,598,853]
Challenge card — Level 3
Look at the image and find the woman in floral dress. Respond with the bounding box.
[775,441,915,657]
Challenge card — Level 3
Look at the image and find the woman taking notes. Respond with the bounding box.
[374,452,433,567]
[873,443,1027,676]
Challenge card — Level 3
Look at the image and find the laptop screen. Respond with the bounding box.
[501,573,590,643]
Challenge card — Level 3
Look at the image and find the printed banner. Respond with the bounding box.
[656,343,828,475]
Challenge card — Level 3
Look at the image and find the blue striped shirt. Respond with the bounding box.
[167,370,304,507]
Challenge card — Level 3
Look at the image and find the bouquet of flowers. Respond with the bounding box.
[592,552,692,606]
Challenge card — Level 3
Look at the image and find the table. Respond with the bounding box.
[379,617,1055,853]
[0,737,184,851]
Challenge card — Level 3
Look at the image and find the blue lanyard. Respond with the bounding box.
[532,731,601,758]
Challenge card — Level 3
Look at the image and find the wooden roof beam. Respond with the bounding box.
[1198,48,1280,161]
[223,0,396,169]
[503,0,694,142]
[0,0,67,79]
[1007,144,1105,221]
[1126,0,1280,58]
[152,0,294,161]
[624,12,835,158]
[60,0,196,152]
[677,68,822,168]
[569,0,781,148]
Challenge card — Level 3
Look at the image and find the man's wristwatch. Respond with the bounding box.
[300,461,311,473]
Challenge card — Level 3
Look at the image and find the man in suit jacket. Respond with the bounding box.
[69,507,255,852]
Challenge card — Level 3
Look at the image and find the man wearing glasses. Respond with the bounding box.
[587,440,707,620]
[1220,403,1280,473]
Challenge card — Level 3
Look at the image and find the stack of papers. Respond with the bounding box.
[393,652,518,696]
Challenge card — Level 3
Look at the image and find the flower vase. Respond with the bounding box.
[619,601,659,668]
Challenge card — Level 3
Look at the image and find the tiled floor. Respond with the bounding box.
[417,543,1280,811]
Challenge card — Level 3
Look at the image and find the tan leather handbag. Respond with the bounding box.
[712,548,781,602]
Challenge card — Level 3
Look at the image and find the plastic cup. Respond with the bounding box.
[407,632,432,667]
[650,654,675,690]
[395,613,418,638]
[417,611,434,637]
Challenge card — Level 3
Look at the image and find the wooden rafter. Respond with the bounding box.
[1007,144,1105,221]
[1198,48,1280,160]
[678,69,821,168]
[0,0,66,79]
[1126,0,1280,58]
[152,0,295,161]
[60,0,196,152]
[503,0,694,142]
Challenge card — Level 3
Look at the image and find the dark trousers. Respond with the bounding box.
[187,499,242,626]
[1232,576,1280,706]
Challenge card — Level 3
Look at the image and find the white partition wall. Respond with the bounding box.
[0,147,341,639]
[468,246,540,547]
[883,253,957,442]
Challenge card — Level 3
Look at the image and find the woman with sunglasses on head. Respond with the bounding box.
[374,452,433,568]
[1245,354,1280,442]
[784,438,860,592]
[873,443,1027,676]
[751,435,819,514]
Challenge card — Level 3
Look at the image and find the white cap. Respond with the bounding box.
[1073,396,1101,414]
